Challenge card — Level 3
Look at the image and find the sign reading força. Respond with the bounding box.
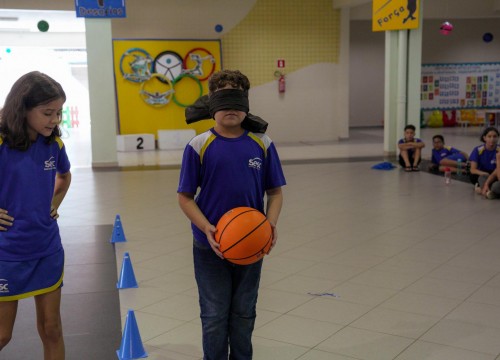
[75,0,126,18]
[372,0,420,32]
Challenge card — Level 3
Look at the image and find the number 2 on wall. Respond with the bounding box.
[136,137,144,150]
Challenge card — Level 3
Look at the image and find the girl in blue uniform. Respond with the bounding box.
[0,71,71,359]
[482,152,500,199]
[469,126,499,194]
[178,70,285,359]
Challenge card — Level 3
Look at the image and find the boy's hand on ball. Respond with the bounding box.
[206,224,224,258]
[268,221,278,254]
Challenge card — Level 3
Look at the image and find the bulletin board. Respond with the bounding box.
[421,62,500,110]
[112,39,222,136]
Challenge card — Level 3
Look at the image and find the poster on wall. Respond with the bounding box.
[112,39,222,136]
[421,62,500,110]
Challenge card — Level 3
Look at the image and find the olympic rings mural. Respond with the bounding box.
[119,47,216,108]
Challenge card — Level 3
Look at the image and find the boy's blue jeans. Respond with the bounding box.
[193,240,263,360]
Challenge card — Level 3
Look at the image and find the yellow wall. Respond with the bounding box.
[222,0,340,86]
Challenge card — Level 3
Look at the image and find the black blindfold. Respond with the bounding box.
[208,89,249,118]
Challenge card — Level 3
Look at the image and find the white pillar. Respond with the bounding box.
[383,0,424,155]
[407,0,424,137]
[384,30,399,156]
[396,29,408,144]
[85,18,118,168]
[338,7,350,139]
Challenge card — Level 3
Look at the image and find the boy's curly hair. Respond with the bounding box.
[208,70,250,95]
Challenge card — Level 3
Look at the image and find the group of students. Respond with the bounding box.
[398,124,500,200]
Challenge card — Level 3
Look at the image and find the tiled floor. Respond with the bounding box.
[12,126,500,359]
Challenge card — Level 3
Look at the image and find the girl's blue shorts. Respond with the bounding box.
[0,248,64,301]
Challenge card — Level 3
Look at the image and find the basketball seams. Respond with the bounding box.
[221,218,268,254]
[225,232,273,262]
[216,209,257,245]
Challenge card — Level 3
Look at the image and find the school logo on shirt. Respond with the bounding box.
[44,156,56,171]
[248,157,262,170]
[0,279,9,293]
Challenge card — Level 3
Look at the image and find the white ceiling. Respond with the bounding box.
[0,9,84,33]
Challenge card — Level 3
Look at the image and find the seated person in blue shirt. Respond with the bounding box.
[398,124,425,172]
[482,151,500,200]
[429,134,468,173]
[469,126,500,194]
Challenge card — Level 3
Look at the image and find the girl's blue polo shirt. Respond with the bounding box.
[0,136,71,261]
[469,144,500,173]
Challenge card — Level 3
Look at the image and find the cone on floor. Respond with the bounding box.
[117,252,138,289]
[116,309,148,359]
[111,214,127,243]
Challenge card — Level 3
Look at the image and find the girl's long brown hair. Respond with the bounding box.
[0,71,66,150]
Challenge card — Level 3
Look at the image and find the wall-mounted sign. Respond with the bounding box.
[277,59,285,68]
[75,0,126,18]
[372,0,419,32]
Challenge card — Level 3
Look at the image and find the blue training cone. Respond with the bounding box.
[117,252,138,289]
[111,214,127,243]
[116,309,148,359]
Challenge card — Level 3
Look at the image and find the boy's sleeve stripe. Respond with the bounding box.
[247,132,269,157]
[188,131,216,164]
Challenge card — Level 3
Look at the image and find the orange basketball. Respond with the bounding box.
[215,207,273,265]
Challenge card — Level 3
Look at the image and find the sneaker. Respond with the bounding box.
[486,191,497,200]
[475,183,482,194]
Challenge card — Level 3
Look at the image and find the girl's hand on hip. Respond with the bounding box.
[50,206,59,220]
[0,208,14,231]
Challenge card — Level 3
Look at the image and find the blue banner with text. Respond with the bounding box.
[75,0,126,18]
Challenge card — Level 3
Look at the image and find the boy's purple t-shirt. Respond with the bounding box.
[178,128,286,246]
[398,137,423,157]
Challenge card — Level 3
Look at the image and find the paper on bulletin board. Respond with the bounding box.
[112,39,222,137]
[421,62,500,110]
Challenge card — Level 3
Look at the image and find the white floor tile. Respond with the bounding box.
[252,337,309,360]
[350,307,440,339]
[394,340,495,360]
[379,290,462,317]
[254,314,343,348]
[315,326,414,360]
[289,297,372,325]
[420,319,500,355]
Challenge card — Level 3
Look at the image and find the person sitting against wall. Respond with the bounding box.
[429,134,468,173]
[469,126,500,195]
[398,124,425,172]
